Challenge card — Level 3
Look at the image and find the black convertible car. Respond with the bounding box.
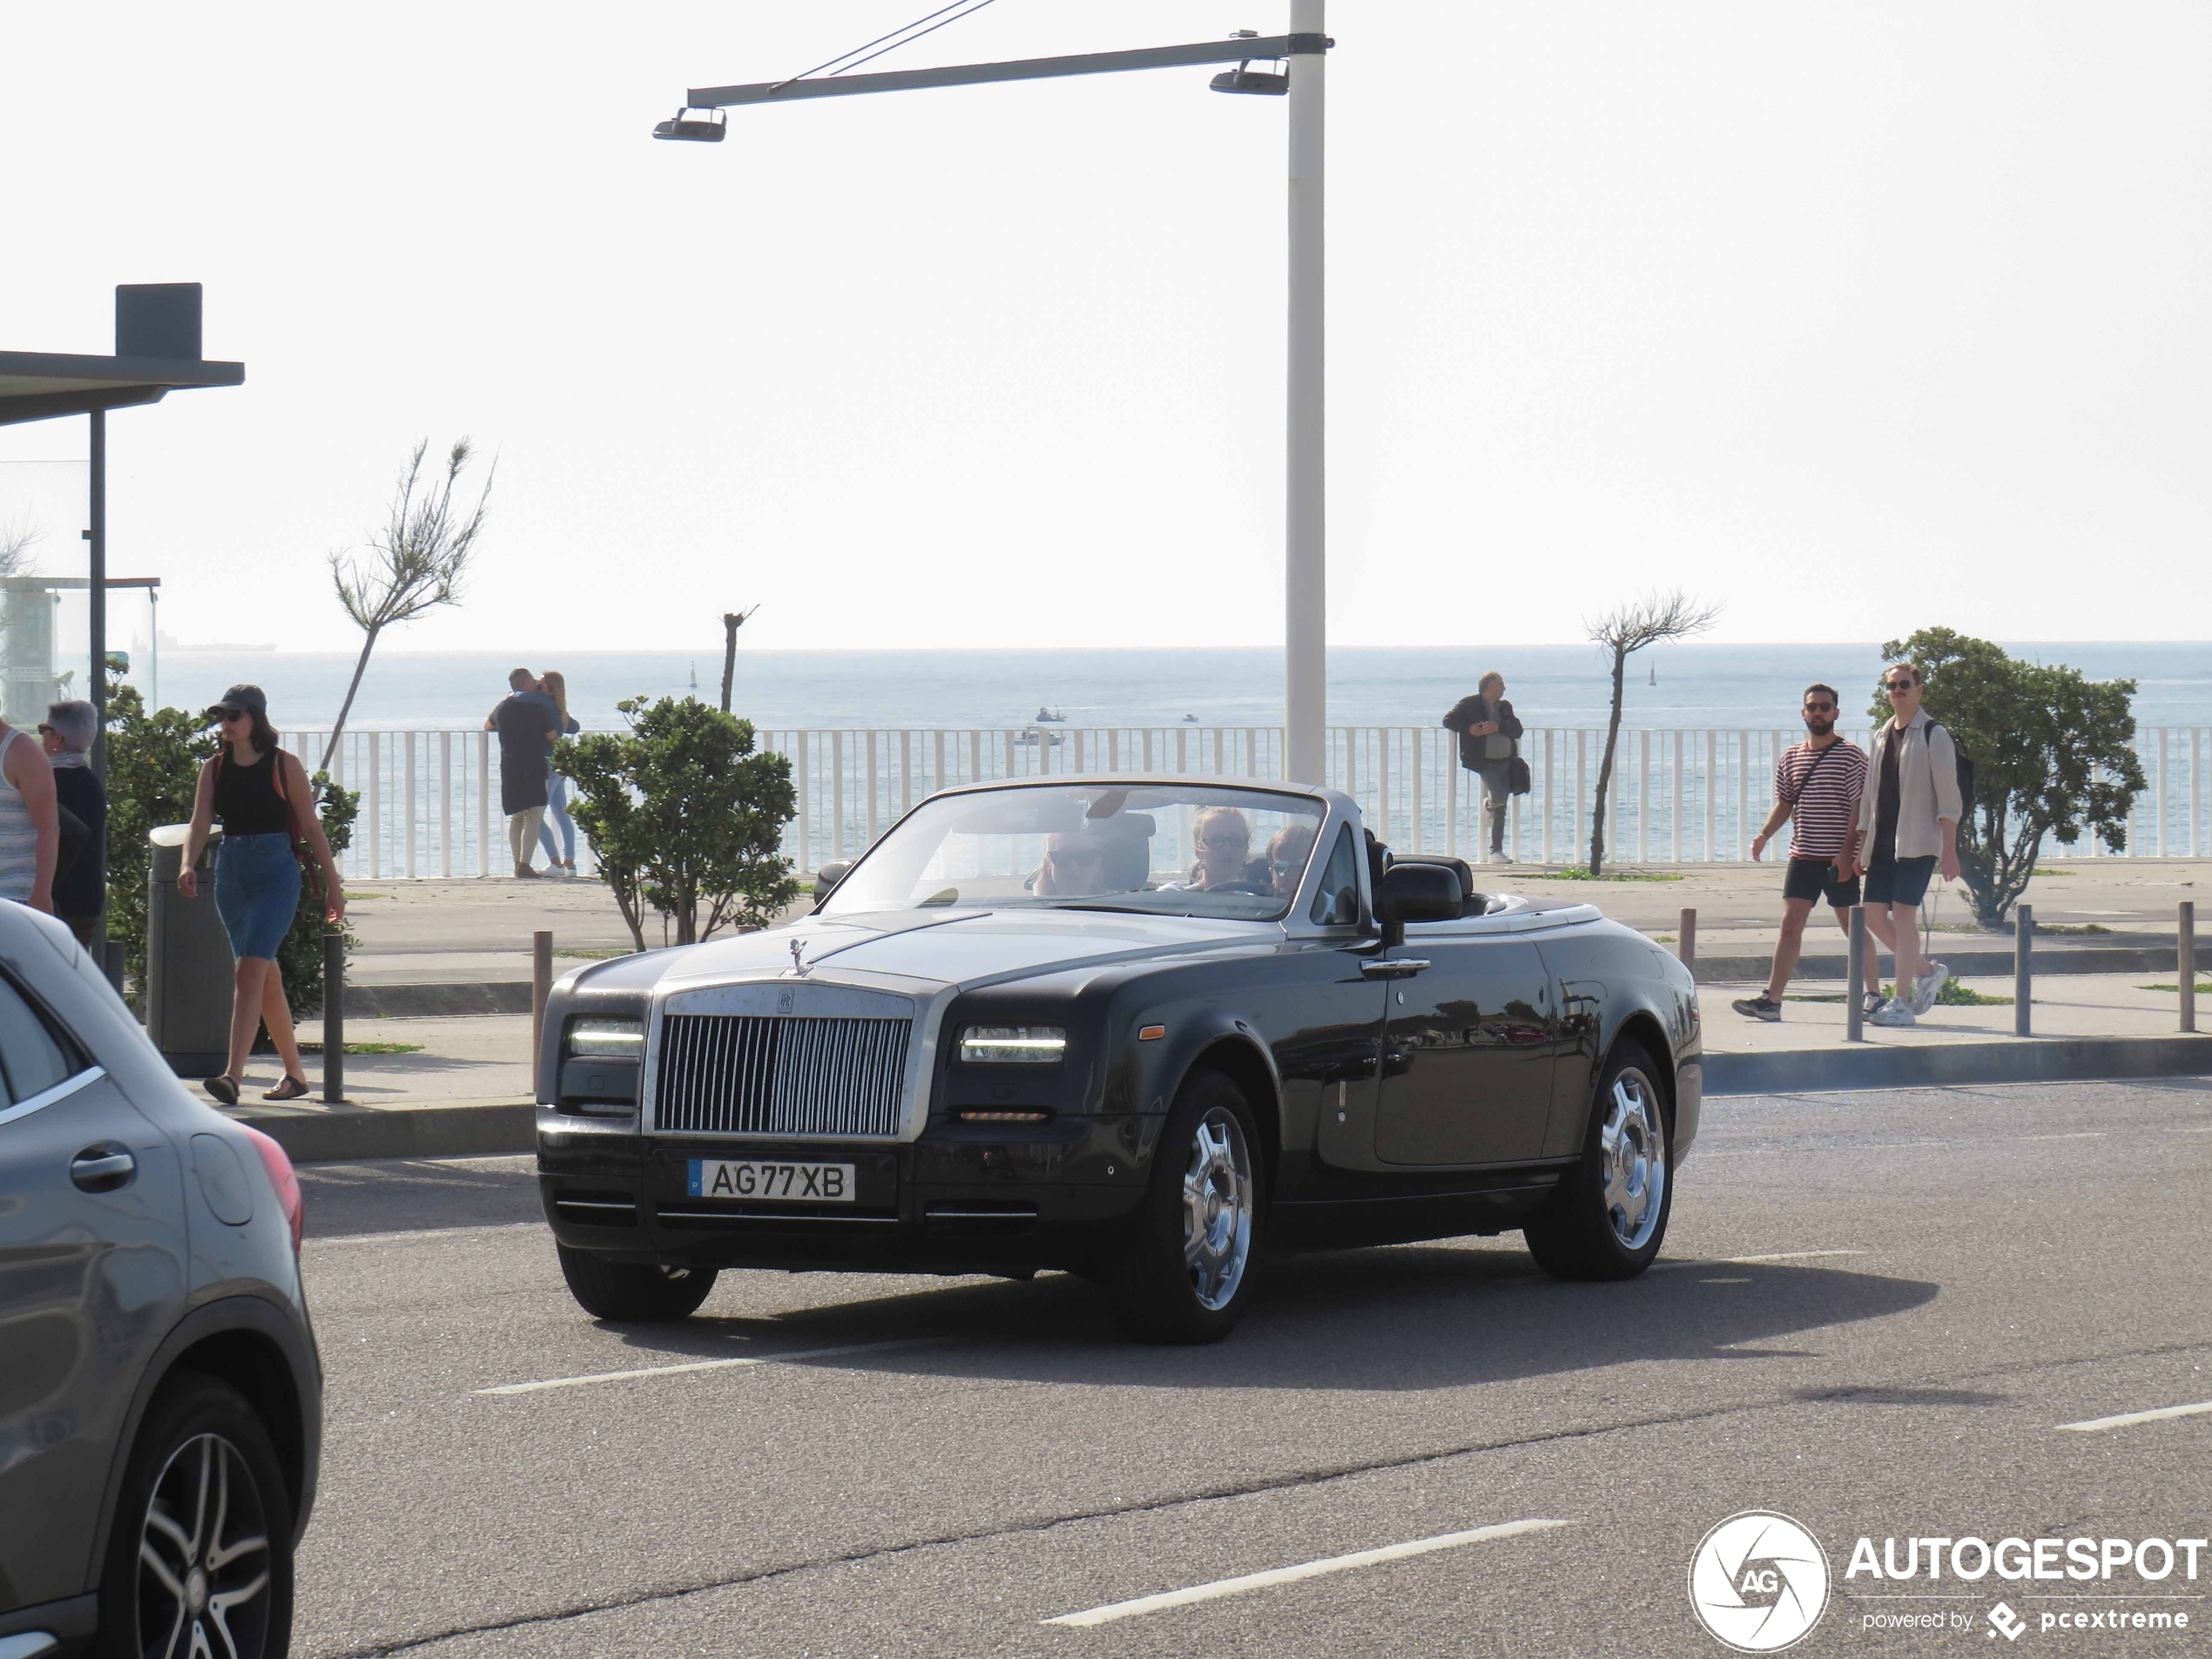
[536,777,1702,1342]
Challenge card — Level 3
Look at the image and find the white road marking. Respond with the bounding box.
[477,1337,938,1396]
[310,1222,543,1246]
[1043,1520,1575,1628]
[2057,1399,2212,1433]
[2026,1132,2106,1142]
[1653,1249,1869,1272]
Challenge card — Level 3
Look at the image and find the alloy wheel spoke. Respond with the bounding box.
[187,1438,213,1557]
[140,1538,186,1600]
[207,1531,267,1572]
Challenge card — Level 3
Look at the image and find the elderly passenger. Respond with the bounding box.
[40,699,105,948]
[1186,806,1265,891]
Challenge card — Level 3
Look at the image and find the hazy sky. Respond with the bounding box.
[2,1,2205,660]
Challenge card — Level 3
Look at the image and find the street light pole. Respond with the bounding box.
[1284,2,1325,786]
[669,20,1335,782]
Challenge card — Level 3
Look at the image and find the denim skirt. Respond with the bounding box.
[214,832,301,961]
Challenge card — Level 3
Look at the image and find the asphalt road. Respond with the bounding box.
[292,1080,2212,1658]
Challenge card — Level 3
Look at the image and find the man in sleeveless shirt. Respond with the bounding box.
[1732,684,1879,1022]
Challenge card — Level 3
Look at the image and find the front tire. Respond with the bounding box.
[1523,1041,1672,1281]
[557,1244,718,1320]
[98,1372,294,1659]
[1109,1069,1264,1344]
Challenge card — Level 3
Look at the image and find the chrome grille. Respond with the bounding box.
[653,1015,912,1137]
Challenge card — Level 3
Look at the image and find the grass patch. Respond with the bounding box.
[1540,867,1684,883]
[341,892,383,900]
[2039,922,2115,935]
[296,1041,423,1055]
[2029,867,2072,876]
[1651,934,1676,944]
[2141,983,2212,995]
[1789,981,2015,1007]
[554,948,633,960]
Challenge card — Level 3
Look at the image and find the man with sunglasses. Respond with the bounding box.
[1733,684,1882,1022]
[1856,661,1962,1025]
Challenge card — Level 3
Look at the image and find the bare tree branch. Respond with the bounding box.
[1582,588,1722,875]
[322,438,495,768]
[0,517,40,579]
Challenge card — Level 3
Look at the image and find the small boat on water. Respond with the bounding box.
[1017,725,1065,747]
[1035,705,1066,723]
[1182,713,1198,723]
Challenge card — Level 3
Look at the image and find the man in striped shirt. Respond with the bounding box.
[1732,684,1881,1022]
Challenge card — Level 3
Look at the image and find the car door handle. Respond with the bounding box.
[1359,958,1431,980]
[71,1148,135,1192]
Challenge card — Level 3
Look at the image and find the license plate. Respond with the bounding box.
[687,1158,856,1204]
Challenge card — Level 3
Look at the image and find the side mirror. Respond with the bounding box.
[813,861,852,905]
[1376,861,1462,948]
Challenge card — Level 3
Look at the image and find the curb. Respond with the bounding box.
[1703,1034,2212,1096]
[1693,947,2179,984]
[232,1101,535,1163]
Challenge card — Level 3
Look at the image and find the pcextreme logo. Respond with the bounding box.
[1689,1512,1832,1652]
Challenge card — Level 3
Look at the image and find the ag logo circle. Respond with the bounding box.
[1688,1511,1831,1652]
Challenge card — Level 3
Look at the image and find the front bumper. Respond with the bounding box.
[537,1114,1154,1273]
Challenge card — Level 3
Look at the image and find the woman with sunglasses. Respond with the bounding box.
[177,685,346,1103]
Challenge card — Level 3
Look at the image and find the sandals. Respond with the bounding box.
[205,1075,240,1106]
[263,1076,311,1102]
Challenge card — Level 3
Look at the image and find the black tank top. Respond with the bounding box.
[214,747,293,836]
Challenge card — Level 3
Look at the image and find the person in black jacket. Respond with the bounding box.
[39,700,105,949]
[1442,671,1523,863]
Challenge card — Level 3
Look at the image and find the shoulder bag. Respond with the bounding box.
[270,751,327,916]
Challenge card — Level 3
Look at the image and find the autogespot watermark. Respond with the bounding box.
[1689,1512,1832,1652]
[1692,1518,2208,1648]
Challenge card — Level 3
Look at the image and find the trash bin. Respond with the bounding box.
[147,823,233,1076]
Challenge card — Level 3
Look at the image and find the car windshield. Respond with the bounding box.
[819,782,1329,922]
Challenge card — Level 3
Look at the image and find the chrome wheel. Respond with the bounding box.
[1599,1068,1667,1252]
[138,1432,273,1659]
[1183,1108,1254,1312]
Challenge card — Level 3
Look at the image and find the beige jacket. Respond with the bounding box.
[1857,709,1962,860]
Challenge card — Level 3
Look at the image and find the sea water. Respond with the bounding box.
[125,641,2212,733]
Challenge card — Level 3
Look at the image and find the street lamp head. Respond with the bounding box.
[1209,62,1288,95]
[652,107,727,142]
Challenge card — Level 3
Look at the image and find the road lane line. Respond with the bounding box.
[1042,1519,1575,1628]
[311,1222,543,1246]
[2026,1132,2106,1142]
[2057,1399,2212,1433]
[1722,1249,1869,1264]
[476,1337,939,1396]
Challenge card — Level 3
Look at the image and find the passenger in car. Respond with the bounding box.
[1035,832,1113,897]
[1265,823,1317,897]
[1171,806,1269,891]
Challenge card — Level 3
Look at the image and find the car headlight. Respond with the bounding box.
[959,1024,1067,1064]
[566,1016,644,1056]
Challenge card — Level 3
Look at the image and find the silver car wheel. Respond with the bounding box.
[1182,1108,1254,1312]
[1599,1068,1667,1252]
[138,1432,273,1659]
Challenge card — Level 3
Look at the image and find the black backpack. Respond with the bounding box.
[1929,722,1976,819]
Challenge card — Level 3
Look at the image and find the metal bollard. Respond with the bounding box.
[322,932,344,1103]
[2014,904,2033,1037]
[531,930,553,1100]
[2182,901,2197,1035]
[1677,907,1696,973]
[1846,906,1866,1042]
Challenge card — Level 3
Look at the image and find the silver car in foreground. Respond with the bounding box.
[0,900,320,1659]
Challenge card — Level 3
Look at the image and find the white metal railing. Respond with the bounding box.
[293,725,2212,880]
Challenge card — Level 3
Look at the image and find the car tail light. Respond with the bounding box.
[239,1124,304,1252]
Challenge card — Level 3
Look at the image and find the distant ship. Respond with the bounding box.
[1182,713,1198,723]
[1649,662,1657,686]
[1017,725,1064,747]
[1034,705,1066,722]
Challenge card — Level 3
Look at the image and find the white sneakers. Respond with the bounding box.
[1868,998,1917,1027]
[1909,963,1950,1015]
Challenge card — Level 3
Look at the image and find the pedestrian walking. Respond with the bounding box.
[1442,671,1524,864]
[39,699,105,949]
[0,706,58,914]
[486,667,557,877]
[1731,685,1882,1022]
[533,669,583,876]
[1857,662,1963,1027]
[176,685,346,1103]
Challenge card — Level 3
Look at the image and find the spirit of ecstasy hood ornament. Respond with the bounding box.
[788,937,810,976]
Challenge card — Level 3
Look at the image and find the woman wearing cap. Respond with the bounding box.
[178,685,346,1103]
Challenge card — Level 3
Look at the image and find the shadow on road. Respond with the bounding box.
[301,1155,540,1238]
[588,1244,1939,1394]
